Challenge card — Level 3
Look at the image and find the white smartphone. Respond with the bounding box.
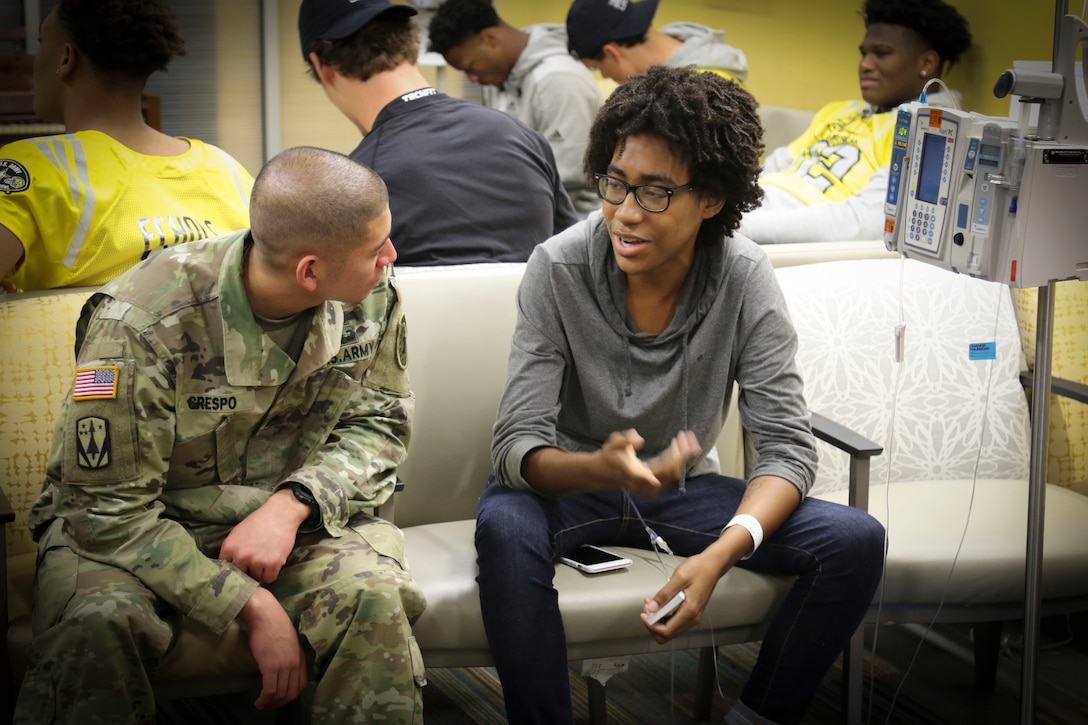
[646,591,686,625]
[559,545,632,574]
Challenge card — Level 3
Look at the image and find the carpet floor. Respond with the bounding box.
[156,619,1088,724]
[422,639,944,725]
[421,618,1088,724]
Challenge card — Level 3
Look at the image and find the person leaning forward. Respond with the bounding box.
[427,0,603,216]
[14,146,426,725]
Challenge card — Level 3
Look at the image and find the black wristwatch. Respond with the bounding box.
[288,483,322,532]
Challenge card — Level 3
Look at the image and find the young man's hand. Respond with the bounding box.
[641,551,721,644]
[597,429,700,497]
[646,430,701,486]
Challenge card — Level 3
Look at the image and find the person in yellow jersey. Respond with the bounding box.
[564,0,748,85]
[0,0,253,293]
[737,0,973,244]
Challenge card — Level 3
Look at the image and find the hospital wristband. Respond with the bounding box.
[724,514,764,560]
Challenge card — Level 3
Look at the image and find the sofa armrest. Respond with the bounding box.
[810,411,883,513]
[372,478,406,524]
[807,412,882,724]
[1019,371,1088,405]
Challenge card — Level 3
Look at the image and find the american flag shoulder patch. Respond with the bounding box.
[73,365,120,401]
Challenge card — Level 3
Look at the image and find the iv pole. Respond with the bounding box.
[1021,283,1052,724]
[1018,1,1076,721]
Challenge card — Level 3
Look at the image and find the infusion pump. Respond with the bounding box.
[883,13,1088,289]
[883,103,1088,288]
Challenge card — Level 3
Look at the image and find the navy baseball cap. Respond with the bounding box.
[299,0,418,60]
[566,0,659,59]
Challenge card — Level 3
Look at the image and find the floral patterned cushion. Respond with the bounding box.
[773,258,1031,497]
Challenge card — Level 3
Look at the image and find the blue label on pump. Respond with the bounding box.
[969,342,997,361]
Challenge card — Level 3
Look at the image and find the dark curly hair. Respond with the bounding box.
[427,0,499,56]
[862,0,972,68]
[56,0,186,84]
[585,65,764,246]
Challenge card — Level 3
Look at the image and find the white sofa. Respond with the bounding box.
[392,249,1088,722]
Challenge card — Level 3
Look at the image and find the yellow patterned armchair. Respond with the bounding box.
[1013,281,1088,493]
[1,288,96,715]
[0,288,288,721]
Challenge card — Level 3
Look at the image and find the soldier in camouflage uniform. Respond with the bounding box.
[14,146,426,724]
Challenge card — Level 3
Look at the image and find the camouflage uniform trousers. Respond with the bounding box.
[14,515,427,725]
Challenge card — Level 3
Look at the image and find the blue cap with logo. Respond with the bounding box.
[299,0,418,60]
[566,0,659,59]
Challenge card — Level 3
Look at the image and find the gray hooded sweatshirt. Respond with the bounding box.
[491,213,817,497]
[482,24,602,215]
[662,22,749,83]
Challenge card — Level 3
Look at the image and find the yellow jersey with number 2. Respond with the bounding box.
[759,100,895,207]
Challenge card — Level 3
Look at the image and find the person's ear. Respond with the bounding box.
[700,194,725,220]
[295,254,321,293]
[308,52,338,85]
[56,42,77,80]
[478,27,501,50]
[601,42,623,64]
[918,49,940,79]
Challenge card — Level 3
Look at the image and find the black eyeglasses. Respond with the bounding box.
[595,174,694,213]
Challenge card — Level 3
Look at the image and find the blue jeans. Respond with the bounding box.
[475,473,885,725]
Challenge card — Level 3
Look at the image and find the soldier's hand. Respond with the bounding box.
[240,587,308,709]
[220,489,309,583]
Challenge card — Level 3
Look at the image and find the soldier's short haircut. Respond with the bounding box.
[584,65,764,247]
[56,0,187,86]
[305,12,419,82]
[249,147,389,269]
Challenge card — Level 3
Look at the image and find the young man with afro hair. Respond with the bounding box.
[477,64,886,725]
[737,0,972,244]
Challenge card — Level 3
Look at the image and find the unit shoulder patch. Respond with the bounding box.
[0,159,29,194]
[76,416,112,470]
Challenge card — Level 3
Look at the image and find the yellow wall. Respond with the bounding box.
[278,0,359,154]
[274,0,1057,153]
[501,0,1054,115]
[214,2,264,174]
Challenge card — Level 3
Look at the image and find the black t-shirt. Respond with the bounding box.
[351,89,577,266]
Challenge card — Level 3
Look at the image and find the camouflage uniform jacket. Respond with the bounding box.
[27,230,414,636]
